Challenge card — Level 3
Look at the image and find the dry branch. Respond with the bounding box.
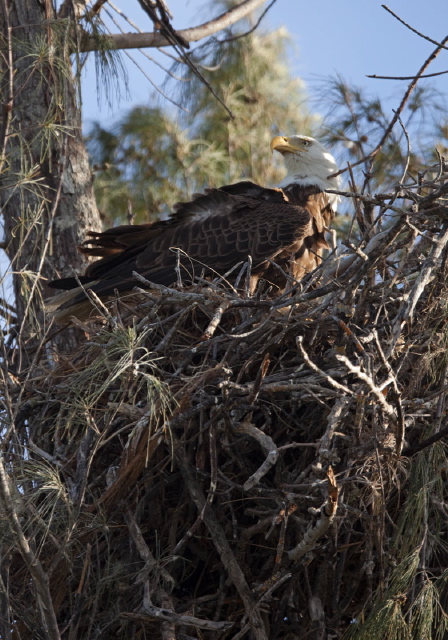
[288,468,339,561]
[79,0,271,52]
[235,420,279,491]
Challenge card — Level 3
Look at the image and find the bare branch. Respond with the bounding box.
[235,420,278,491]
[368,34,448,163]
[122,608,234,631]
[330,33,448,179]
[288,468,339,561]
[382,5,448,50]
[368,70,448,80]
[79,0,270,52]
[218,0,278,43]
[402,424,448,457]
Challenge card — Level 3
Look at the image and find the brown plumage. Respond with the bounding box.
[47,135,340,321]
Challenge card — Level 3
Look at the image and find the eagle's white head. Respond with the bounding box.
[271,135,341,208]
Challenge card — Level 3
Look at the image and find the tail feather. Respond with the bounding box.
[48,276,94,290]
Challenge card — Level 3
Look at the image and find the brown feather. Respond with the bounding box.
[47,181,335,321]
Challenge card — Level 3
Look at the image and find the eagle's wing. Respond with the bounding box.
[49,182,315,300]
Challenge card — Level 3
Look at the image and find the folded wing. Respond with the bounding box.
[48,181,333,320]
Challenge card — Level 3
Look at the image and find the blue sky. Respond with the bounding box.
[80,0,448,130]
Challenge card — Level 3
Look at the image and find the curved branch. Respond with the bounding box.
[80,0,270,52]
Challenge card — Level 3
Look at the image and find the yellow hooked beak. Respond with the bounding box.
[270,135,309,155]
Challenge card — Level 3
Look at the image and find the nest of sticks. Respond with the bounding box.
[7,171,448,639]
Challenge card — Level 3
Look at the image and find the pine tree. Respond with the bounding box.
[88,22,315,222]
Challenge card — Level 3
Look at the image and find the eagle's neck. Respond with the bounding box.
[277,152,341,209]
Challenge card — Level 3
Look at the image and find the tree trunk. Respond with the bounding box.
[0,0,101,352]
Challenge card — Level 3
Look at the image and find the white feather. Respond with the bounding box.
[276,136,341,209]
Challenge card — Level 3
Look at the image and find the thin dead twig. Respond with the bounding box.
[381,5,448,50]
[124,510,175,587]
[122,608,233,631]
[330,32,448,180]
[318,397,351,462]
[296,336,353,397]
[235,420,279,491]
[368,70,448,80]
[335,354,396,420]
[288,468,339,561]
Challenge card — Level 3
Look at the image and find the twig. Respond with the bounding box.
[402,424,448,457]
[219,0,278,42]
[394,110,411,186]
[381,5,448,50]
[335,354,396,420]
[372,331,405,455]
[368,34,448,165]
[330,32,448,179]
[132,272,213,303]
[79,0,271,52]
[288,468,338,561]
[235,419,278,491]
[124,510,175,587]
[318,397,351,462]
[154,304,198,353]
[122,607,233,631]
[248,352,270,403]
[202,299,230,340]
[368,70,448,80]
[296,336,354,396]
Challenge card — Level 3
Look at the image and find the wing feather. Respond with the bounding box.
[48,180,335,318]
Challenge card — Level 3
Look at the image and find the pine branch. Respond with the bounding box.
[79,0,270,52]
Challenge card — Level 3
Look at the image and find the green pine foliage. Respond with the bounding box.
[87,22,315,223]
[177,25,315,186]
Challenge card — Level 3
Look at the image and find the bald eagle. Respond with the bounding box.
[48,135,340,321]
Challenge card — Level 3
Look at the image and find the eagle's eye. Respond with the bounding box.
[302,140,312,147]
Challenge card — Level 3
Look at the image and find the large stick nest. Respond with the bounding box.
[6,172,448,639]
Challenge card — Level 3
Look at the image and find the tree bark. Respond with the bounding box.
[0,0,101,349]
